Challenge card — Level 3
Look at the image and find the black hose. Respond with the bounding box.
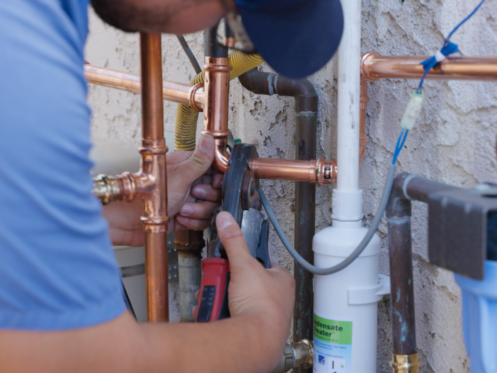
[176,35,202,74]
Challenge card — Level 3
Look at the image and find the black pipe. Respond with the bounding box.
[387,173,459,355]
[204,23,228,58]
[239,69,318,373]
[176,35,202,74]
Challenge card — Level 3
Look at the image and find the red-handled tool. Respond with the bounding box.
[196,258,231,322]
[195,144,270,323]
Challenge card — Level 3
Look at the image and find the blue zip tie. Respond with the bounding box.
[417,0,485,94]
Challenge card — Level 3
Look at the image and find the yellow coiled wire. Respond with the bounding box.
[174,51,264,151]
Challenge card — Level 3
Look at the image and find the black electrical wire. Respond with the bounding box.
[176,35,202,75]
[260,164,397,275]
[121,280,137,320]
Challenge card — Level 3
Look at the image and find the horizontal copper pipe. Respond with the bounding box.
[361,52,497,82]
[84,64,204,110]
[250,157,337,186]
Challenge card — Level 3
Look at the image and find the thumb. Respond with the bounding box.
[178,134,215,186]
[216,212,255,269]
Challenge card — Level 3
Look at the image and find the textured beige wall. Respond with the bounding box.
[86,1,497,371]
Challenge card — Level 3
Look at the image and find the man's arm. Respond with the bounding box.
[91,0,229,35]
[0,212,295,373]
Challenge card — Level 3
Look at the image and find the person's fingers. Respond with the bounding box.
[192,305,198,320]
[176,216,212,231]
[213,173,224,188]
[166,150,193,165]
[201,173,213,186]
[216,212,254,269]
[175,135,215,188]
[179,201,219,219]
[191,184,222,201]
[195,289,201,302]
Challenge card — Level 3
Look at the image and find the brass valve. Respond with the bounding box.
[271,339,313,373]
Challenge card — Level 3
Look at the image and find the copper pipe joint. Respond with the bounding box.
[201,57,232,173]
[84,64,204,109]
[391,353,421,373]
[250,157,337,186]
[361,52,497,82]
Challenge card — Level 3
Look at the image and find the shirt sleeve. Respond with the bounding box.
[0,0,125,330]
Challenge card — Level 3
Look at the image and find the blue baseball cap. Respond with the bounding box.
[235,0,344,78]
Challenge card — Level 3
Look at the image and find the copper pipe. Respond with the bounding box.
[84,64,204,110]
[201,57,232,173]
[250,158,337,186]
[200,61,336,185]
[361,52,497,81]
[358,53,497,164]
[138,33,169,323]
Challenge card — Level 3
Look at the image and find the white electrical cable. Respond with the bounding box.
[260,164,397,275]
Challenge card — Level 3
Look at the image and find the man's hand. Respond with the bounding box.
[103,135,222,246]
[193,212,295,370]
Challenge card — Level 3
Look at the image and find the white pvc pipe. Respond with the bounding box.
[335,0,362,221]
[312,2,388,372]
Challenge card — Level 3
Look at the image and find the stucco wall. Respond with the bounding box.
[85,1,497,371]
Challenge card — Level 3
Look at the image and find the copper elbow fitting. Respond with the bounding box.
[360,52,382,82]
[213,138,230,173]
[201,57,232,173]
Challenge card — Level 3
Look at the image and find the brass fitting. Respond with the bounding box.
[92,174,122,205]
[392,353,421,373]
[271,339,313,373]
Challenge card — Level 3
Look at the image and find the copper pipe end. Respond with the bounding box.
[361,52,382,82]
[250,157,336,186]
[315,158,337,186]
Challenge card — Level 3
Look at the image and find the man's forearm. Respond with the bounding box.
[143,312,285,373]
[0,311,284,373]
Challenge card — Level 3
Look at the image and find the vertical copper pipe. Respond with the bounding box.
[201,57,232,173]
[140,33,169,323]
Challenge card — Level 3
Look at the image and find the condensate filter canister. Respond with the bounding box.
[313,313,352,373]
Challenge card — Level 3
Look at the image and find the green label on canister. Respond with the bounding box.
[313,314,352,345]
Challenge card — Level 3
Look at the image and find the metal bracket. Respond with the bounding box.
[428,186,497,279]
